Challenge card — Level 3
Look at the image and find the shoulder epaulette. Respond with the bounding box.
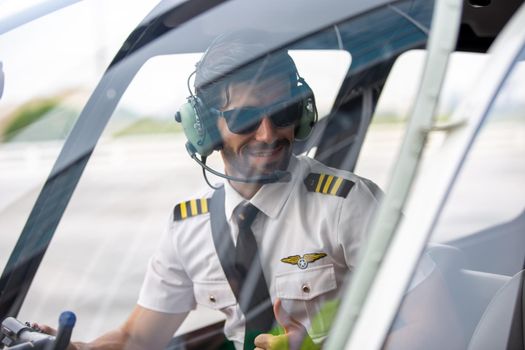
[173,198,210,220]
[304,173,354,198]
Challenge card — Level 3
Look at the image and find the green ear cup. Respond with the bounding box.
[175,96,220,157]
[294,79,318,140]
[295,96,317,140]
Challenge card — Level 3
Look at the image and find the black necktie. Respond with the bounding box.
[234,202,275,349]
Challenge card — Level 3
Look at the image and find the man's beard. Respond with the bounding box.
[222,139,292,180]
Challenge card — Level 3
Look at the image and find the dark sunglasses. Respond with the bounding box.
[218,99,302,135]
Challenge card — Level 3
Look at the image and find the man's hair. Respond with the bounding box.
[195,31,299,109]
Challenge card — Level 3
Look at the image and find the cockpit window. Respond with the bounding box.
[384,46,525,350]
[1,0,436,347]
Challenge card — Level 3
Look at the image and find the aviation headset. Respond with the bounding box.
[175,52,318,157]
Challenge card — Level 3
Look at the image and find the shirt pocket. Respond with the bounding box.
[193,280,237,310]
[275,264,337,300]
[275,264,338,342]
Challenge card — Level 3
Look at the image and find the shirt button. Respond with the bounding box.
[302,284,310,293]
[209,295,216,303]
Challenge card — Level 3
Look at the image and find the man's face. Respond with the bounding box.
[217,75,295,179]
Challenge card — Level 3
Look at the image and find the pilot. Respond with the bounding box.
[38,32,382,350]
[142,31,381,349]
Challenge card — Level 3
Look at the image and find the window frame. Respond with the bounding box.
[344,3,525,349]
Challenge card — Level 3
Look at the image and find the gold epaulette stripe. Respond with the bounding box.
[330,177,344,195]
[173,198,210,220]
[316,173,325,193]
[323,175,334,194]
[304,173,354,198]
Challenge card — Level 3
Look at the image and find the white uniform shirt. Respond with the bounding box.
[138,155,380,347]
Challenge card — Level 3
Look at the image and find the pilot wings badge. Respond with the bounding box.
[281,253,327,269]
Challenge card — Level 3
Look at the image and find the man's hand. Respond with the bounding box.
[27,307,187,350]
[253,299,318,350]
[32,323,86,350]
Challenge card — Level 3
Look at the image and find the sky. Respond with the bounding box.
[0,0,160,111]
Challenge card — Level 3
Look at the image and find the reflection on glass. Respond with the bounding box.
[8,0,435,348]
[384,48,525,350]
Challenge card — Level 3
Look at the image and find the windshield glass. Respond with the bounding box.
[384,46,525,350]
[0,0,158,270]
[1,0,435,347]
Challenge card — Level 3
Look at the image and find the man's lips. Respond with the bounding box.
[248,144,283,157]
[244,140,289,159]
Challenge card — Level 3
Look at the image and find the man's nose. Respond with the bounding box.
[254,116,277,143]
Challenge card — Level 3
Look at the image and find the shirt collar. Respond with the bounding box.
[223,155,301,221]
[224,180,246,222]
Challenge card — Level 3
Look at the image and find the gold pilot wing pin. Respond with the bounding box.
[281,253,327,269]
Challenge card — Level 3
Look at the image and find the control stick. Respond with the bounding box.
[1,311,76,350]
